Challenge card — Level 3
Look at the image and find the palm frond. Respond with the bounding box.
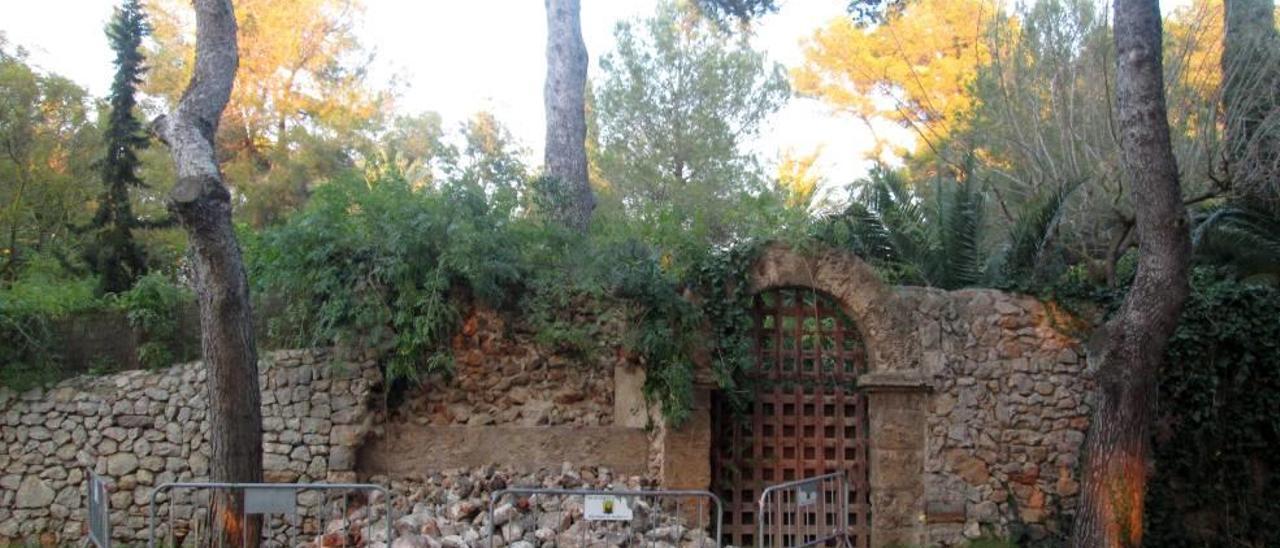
[993,181,1076,286]
[935,175,985,289]
[864,167,931,281]
[1192,204,1280,278]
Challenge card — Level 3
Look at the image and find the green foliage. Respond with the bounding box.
[0,258,194,387]
[815,163,1071,290]
[250,173,530,382]
[992,182,1074,288]
[1191,201,1280,282]
[0,42,99,280]
[1144,269,1280,547]
[964,536,1020,548]
[595,0,790,268]
[247,163,774,423]
[934,166,985,287]
[0,255,101,389]
[687,243,761,408]
[115,272,191,369]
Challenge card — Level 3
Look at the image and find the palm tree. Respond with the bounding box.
[815,162,1073,290]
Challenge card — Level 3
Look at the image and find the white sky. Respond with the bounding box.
[0,0,1196,189]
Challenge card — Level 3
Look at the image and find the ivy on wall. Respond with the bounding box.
[1144,270,1280,547]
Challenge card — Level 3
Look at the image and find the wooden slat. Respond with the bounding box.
[711,288,870,547]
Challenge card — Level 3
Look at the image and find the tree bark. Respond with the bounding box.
[153,0,263,545]
[544,0,596,232]
[1070,0,1192,546]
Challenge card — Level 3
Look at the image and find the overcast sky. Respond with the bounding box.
[1,0,1195,190]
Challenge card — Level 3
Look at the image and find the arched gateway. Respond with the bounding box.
[711,287,872,546]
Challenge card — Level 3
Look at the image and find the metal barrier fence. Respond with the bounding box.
[757,472,852,547]
[487,488,724,547]
[85,469,111,548]
[146,482,392,547]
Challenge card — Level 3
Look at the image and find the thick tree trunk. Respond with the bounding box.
[544,0,596,232]
[153,0,263,545]
[1070,0,1192,546]
[1222,0,1280,205]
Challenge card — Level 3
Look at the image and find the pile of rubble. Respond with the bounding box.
[305,463,720,547]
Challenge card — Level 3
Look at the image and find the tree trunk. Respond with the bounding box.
[1222,0,1280,205]
[1070,0,1192,546]
[544,0,596,232]
[153,0,263,545]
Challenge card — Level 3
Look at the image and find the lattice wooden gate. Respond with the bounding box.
[711,287,870,547]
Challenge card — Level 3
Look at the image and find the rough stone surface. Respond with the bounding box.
[0,348,380,545]
[359,426,650,477]
[907,288,1093,545]
[14,476,55,509]
[392,309,621,428]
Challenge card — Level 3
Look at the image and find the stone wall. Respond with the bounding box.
[391,309,618,428]
[741,245,1093,546]
[0,348,380,545]
[356,305,661,478]
[0,246,1100,547]
[908,288,1092,545]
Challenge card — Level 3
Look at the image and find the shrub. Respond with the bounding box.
[250,173,532,382]
[248,170,768,423]
[115,271,193,369]
[0,255,102,389]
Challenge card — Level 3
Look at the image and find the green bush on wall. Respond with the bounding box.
[116,272,193,369]
[245,171,770,424]
[0,255,100,389]
[0,256,195,388]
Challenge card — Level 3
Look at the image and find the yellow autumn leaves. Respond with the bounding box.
[793,0,1000,150]
[790,0,1248,159]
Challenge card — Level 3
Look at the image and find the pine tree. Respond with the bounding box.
[86,0,153,294]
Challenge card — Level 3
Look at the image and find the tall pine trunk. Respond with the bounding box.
[1070,0,1191,545]
[152,0,263,545]
[544,0,596,232]
[1222,0,1280,204]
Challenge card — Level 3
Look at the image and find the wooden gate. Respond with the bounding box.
[711,287,870,547]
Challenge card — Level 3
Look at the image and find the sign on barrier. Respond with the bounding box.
[85,469,111,548]
[584,494,634,521]
[488,488,723,547]
[146,481,392,548]
[758,472,853,547]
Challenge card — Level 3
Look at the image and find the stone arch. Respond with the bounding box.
[748,243,918,376]
[747,243,930,546]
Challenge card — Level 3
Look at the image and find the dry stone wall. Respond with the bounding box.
[0,348,380,545]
